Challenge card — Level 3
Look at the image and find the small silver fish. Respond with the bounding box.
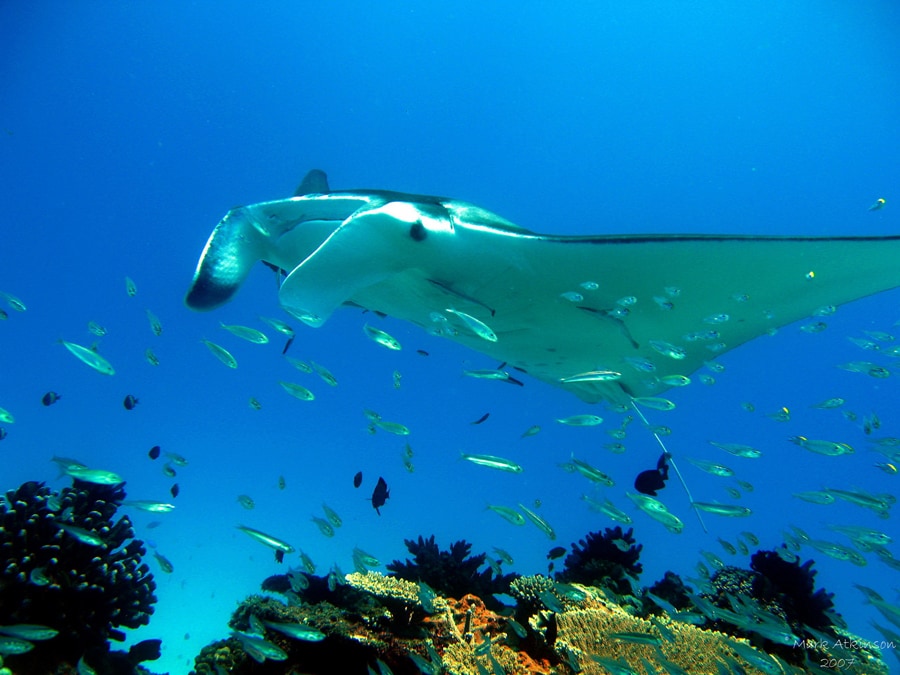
[220,322,269,344]
[60,340,115,375]
[363,323,402,350]
[445,308,497,342]
[201,339,237,368]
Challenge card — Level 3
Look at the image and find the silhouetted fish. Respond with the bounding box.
[353,471,363,488]
[634,452,670,496]
[371,476,389,515]
[471,412,490,425]
[124,394,139,410]
[148,445,161,460]
[547,546,567,560]
[41,391,61,406]
[170,483,180,498]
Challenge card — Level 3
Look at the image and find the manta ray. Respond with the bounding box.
[186,170,899,405]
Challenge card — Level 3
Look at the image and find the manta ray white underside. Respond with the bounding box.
[186,170,900,404]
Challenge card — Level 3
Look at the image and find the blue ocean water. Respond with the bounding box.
[2,2,899,672]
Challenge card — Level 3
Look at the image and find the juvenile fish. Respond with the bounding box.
[146,309,163,336]
[311,516,335,537]
[322,503,342,528]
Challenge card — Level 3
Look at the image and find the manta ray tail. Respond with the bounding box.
[630,401,708,533]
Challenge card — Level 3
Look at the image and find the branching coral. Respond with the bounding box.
[554,526,642,597]
[386,535,516,610]
[0,480,156,670]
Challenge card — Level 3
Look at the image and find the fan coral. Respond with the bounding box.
[554,526,642,596]
[386,535,516,609]
[0,480,156,669]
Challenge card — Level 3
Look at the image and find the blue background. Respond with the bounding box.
[2,2,899,672]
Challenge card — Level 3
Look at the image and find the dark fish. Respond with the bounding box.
[547,546,567,560]
[41,391,61,406]
[634,452,670,496]
[278,475,286,490]
[506,375,525,387]
[0,427,6,441]
[123,394,139,410]
[275,549,285,564]
[281,336,295,355]
[353,471,363,488]
[471,412,490,425]
[170,483,180,498]
[416,349,429,356]
[371,476,390,515]
[148,445,161,460]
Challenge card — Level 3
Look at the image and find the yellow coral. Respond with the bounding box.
[553,595,888,675]
[344,571,449,612]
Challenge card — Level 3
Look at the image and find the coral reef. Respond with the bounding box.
[386,535,517,610]
[554,526,642,597]
[188,533,888,675]
[0,480,157,672]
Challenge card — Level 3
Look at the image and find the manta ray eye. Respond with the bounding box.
[409,221,427,242]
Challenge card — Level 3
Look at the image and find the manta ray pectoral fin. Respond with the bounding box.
[278,200,446,325]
